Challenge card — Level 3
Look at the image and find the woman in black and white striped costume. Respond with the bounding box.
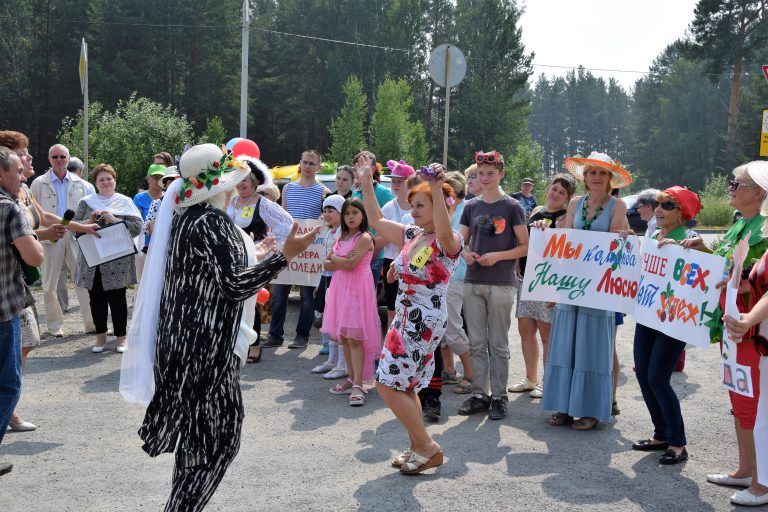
[130,144,318,511]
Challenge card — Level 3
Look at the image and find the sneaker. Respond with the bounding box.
[261,336,283,348]
[323,368,349,380]
[508,378,536,393]
[422,395,441,421]
[287,337,309,349]
[529,381,543,399]
[319,345,330,356]
[311,361,335,374]
[488,398,508,420]
[457,394,491,415]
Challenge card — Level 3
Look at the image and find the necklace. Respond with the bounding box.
[232,192,258,216]
[581,194,607,231]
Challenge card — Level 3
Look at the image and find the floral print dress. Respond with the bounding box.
[376,225,462,392]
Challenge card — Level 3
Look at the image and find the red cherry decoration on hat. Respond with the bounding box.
[212,178,220,185]
[212,160,220,168]
[230,138,260,159]
[195,181,204,189]
[185,189,192,198]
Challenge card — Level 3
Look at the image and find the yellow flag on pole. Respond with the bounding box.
[79,38,87,95]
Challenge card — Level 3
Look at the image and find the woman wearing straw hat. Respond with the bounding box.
[131,144,318,511]
[539,151,632,431]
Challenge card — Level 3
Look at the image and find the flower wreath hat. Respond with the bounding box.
[564,151,633,189]
[175,143,251,206]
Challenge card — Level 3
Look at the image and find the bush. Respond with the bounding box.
[697,173,733,227]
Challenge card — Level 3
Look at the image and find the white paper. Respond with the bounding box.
[92,223,135,259]
[722,237,754,397]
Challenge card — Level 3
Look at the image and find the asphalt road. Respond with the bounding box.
[1,284,752,511]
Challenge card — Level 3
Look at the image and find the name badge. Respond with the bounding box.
[410,245,434,268]
[241,206,255,219]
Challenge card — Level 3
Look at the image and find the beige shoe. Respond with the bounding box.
[508,378,536,393]
[529,381,543,398]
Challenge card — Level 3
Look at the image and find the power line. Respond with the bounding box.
[0,15,761,79]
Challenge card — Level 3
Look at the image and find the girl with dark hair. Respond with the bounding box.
[321,197,381,406]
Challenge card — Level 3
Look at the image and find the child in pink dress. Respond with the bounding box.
[321,198,382,406]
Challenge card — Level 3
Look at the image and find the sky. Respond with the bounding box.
[519,0,700,92]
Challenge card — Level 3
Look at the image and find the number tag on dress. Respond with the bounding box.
[241,206,255,219]
[410,245,434,268]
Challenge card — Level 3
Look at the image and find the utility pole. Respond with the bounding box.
[239,0,250,138]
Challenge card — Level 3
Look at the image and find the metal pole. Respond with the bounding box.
[239,0,249,138]
[83,40,89,176]
[442,47,451,168]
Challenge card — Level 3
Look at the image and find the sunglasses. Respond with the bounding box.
[50,155,68,160]
[729,179,759,191]
[658,201,680,211]
[474,151,502,165]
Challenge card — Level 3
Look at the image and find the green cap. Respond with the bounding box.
[147,164,166,177]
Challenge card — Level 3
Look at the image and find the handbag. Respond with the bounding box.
[5,200,42,285]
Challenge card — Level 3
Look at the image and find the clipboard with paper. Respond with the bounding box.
[75,221,137,268]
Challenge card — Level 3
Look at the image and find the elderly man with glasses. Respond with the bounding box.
[29,144,95,337]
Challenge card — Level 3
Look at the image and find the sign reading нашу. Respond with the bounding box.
[521,229,726,347]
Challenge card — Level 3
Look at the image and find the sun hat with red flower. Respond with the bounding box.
[175,143,250,206]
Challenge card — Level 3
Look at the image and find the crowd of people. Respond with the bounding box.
[0,130,767,508]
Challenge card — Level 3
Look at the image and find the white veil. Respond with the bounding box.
[119,178,183,405]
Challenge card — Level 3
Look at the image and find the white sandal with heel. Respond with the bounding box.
[330,379,354,395]
[348,385,367,406]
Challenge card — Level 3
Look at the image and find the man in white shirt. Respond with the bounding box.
[30,144,95,336]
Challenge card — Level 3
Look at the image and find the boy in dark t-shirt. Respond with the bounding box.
[457,150,528,420]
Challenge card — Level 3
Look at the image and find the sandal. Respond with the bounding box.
[246,346,262,364]
[548,412,573,426]
[452,376,473,394]
[571,417,599,431]
[391,449,414,468]
[400,450,444,475]
[441,371,459,385]
[349,385,367,406]
[330,379,353,395]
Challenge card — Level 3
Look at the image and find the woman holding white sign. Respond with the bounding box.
[540,152,631,431]
[631,186,701,464]
[716,160,768,507]
[680,161,768,503]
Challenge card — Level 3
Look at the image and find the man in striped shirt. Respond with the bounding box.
[264,149,330,349]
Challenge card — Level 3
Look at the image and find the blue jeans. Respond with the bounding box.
[370,258,384,288]
[269,284,315,341]
[0,316,22,445]
[633,323,687,446]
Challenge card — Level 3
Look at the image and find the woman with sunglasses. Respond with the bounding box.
[697,160,768,507]
[631,187,702,465]
[540,152,631,431]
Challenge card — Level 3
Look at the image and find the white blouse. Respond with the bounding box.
[226,195,294,242]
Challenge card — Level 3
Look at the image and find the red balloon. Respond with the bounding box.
[256,288,270,305]
[231,139,260,159]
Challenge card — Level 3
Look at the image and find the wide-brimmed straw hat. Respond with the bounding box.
[564,151,633,189]
[175,144,249,206]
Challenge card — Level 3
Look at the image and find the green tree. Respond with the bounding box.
[199,116,227,146]
[58,94,194,194]
[691,0,768,167]
[328,76,367,165]
[370,77,428,166]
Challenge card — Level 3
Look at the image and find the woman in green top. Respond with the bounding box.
[631,186,702,465]
[679,162,768,498]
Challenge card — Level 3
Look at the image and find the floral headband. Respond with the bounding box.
[177,148,244,203]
